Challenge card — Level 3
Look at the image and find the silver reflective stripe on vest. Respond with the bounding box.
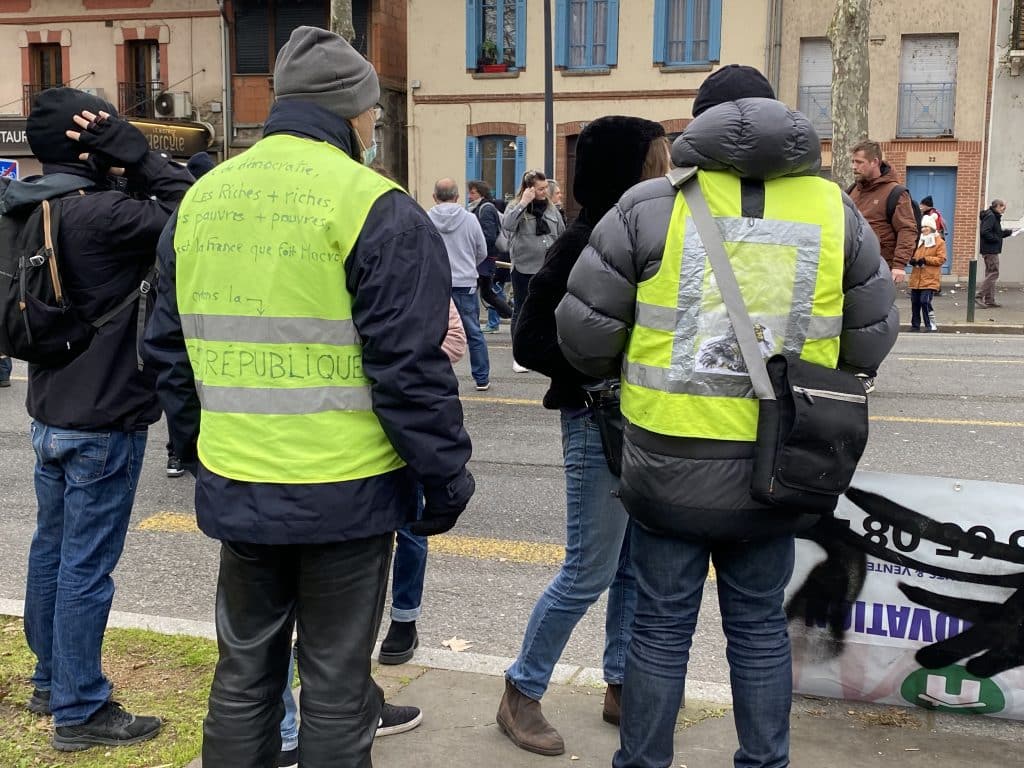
[635,304,841,341]
[194,381,373,415]
[181,314,360,346]
[628,216,824,398]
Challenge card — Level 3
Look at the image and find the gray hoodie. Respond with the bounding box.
[427,203,487,288]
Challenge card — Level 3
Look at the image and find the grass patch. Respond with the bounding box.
[0,615,216,768]
[852,707,922,729]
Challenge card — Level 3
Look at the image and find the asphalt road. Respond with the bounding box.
[2,329,1024,690]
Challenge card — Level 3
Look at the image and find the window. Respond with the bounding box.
[653,0,721,67]
[466,135,526,204]
[234,0,327,75]
[798,38,832,139]
[25,43,62,115]
[120,40,162,118]
[898,35,957,137]
[466,0,526,71]
[555,0,619,70]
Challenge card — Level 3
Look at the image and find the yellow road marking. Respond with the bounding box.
[135,511,716,577]
[897,356,1024,365]
[464,397,1024,428]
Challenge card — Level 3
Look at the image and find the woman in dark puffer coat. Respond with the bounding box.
[498,117,670,757]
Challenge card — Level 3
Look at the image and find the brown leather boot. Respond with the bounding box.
[603,684,622,726]
[496,678,565,756]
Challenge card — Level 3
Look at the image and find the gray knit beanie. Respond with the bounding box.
[273,26,379,120]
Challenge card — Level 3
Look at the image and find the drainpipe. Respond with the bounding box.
[765,0,784,94]
[218,0,232,160]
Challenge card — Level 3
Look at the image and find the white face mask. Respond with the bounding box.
[361,140,377,166]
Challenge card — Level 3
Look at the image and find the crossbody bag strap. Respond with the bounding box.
[674,171,776,401]
[90,265,156,371]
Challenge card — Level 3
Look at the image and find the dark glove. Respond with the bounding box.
[900,584,1024,678]
[410,470,475,536]
[74,114,150,168]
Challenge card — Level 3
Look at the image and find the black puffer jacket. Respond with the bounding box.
[979,207,1012,255]
[555,98,898,540]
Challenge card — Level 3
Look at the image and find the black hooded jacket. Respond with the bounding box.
[0,153,193,430]
[512,116,666,410]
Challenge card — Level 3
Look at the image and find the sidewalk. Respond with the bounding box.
[187,656,1024,768]
[906,282,1024,334]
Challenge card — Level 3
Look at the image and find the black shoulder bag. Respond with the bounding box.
[675,169,869,514]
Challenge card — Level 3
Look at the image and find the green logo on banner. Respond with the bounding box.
[900,666,1006,714]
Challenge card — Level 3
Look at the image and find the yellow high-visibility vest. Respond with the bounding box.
[174,134,405,483]
[622,169,845,441]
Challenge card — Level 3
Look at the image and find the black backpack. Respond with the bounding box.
[0,179,153,367]
[849,182,923,239]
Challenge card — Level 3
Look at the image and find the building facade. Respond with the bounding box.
[986,0,1024,283]
[0,0,408,184]
[407,0,767,215]
[0,0,225,177]
[778,0,994,277]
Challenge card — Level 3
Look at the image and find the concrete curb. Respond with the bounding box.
[899,323,1024,335]
[0,598,734,707]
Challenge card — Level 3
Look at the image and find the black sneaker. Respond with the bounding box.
[52,701,162,752]
[26,688,51,715]
[375,702,422,738]
[278,746,299,768]
[166,454,185,478]
[378,620,418,665]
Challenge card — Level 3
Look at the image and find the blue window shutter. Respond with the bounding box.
[466,137,481,187]
[515,0,528,69]
[606,0,619,66]
[653,0,668,64]
[466,0,479,69]
[708,0,722,62]
[515,136,527,186]
[554,0,568,67]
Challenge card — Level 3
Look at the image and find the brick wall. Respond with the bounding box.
[372,0,406,89]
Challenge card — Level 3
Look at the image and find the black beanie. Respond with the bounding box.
[27,87,119,164]
[187,151,215,179]
[691,64,776,117]
[921,195,934,207]
[573,116,666,220]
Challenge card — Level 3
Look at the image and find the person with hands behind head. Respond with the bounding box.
[7,87,192,753]
[143,26,473,768]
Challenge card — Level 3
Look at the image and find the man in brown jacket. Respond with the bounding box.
[849,140,918,283]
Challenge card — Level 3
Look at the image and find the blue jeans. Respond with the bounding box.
[24,421,148,726]
[392,489,427,622]
[452,286,490,385]
[506,411,636,700]
[614,526,795,768]
[486,281,506,330]
[281,646,299,751]
[0,355,11,381]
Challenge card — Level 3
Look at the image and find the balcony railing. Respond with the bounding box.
[1014,0,1024,49]
[118,80,164,119]
[22,83,59,116]
[797,85,833,139]
[897,82,955,138]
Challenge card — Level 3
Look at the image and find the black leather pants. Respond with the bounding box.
[201,534,394,768]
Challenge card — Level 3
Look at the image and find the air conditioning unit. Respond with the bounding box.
[79,87,105,99]
[154,91,192,119]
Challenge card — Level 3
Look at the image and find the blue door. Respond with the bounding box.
[906,167,957,274]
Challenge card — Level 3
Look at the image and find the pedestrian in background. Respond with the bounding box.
[428,178,492,391]
[467,179,514,329]
[501,116,670,757]
[0,355,10,387]
[503,170,565,372]
[145,27,474,768]
[909,214,945,331]
[977,199,1017,308]
[556,65,897,768]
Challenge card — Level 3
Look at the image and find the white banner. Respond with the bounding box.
[787,471,1024,719]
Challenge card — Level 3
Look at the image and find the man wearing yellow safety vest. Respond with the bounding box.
[144,26,474,768]
[555,65,898,768]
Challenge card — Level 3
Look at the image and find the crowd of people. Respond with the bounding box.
[0,21,1011,768]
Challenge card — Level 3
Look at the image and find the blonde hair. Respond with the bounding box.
[641,136,671,181]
